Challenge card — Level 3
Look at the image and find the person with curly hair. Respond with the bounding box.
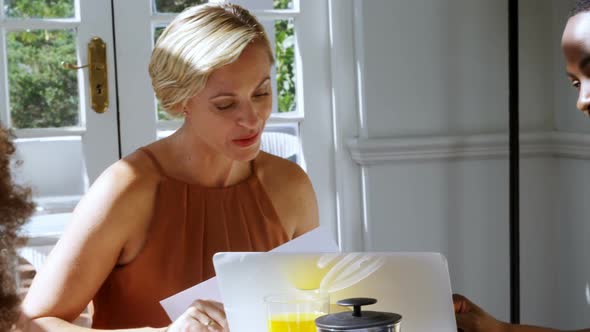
[0,123,35,332]
[453,0,590,331]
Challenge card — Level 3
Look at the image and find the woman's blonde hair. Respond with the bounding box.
[149,3,274,115]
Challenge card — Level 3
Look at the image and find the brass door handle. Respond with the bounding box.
[62,37,108,114]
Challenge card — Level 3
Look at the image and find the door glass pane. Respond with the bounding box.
[156,100,175,121]
[5,0,75,19]
[7,29,80,128]
[154,26,165,43]
[273,0,293,10]
[153,26,176,122]
[272,19,296,113]
[154,0,207,13]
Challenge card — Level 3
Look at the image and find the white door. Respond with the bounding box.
[0,1,119,213]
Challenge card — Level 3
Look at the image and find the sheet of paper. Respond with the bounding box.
[160,226,339,321]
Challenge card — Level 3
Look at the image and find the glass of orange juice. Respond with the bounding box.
[264,290,329,332]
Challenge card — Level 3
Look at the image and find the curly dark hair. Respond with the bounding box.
[0,123,34,331]
[572,0,590,17]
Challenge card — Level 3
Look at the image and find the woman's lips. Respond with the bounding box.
[232,131,260,147]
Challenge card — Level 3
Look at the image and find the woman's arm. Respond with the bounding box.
[20,157,160,331]
[507,326,590,332]
[503,325,590,332]
[24,317,165,332]
[454,294,590,332]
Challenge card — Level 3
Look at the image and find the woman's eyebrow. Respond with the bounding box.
[256,77,271,88]
[209,77,271,99]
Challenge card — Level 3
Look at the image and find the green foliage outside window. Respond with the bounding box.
[7,0,78,129]
[5,0,74,18]
[274,0,292,9]
[153,27,176,121]
[274,18,296,113]
[274,0,296,113]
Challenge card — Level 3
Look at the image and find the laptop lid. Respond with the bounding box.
[213,252,457,332]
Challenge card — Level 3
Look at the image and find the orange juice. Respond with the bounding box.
[267,312,322,332]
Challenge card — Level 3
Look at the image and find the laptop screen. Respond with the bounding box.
[213,252,456,332]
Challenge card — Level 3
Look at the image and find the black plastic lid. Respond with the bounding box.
[315,298,402,330]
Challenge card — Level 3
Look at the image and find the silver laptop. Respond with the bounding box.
[213,252,457,332]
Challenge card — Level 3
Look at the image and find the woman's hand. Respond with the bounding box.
[453,294,507,332]
[167,300,229,332]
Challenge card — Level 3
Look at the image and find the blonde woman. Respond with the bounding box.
[21,3,319,331]
[453,0,590,331]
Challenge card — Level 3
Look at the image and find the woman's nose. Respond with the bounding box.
[577,82,590,114]
[237,103,259,129]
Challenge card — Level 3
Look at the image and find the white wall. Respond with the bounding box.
[362,0,508,137]
[555,159,590,329]
[366,159,510,322]
[357,0,511,321]
[518,0,558,327]
[349,0,587,328]
[519,157,557,327]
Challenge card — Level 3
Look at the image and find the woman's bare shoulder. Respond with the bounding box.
[255,151,310,188]
[117,147,164,182]
[68,149,161,235]
[255,152,319,237]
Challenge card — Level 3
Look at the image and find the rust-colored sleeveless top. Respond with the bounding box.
[91,148,290,329]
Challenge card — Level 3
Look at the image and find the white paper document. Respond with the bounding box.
[159,226,339,321]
